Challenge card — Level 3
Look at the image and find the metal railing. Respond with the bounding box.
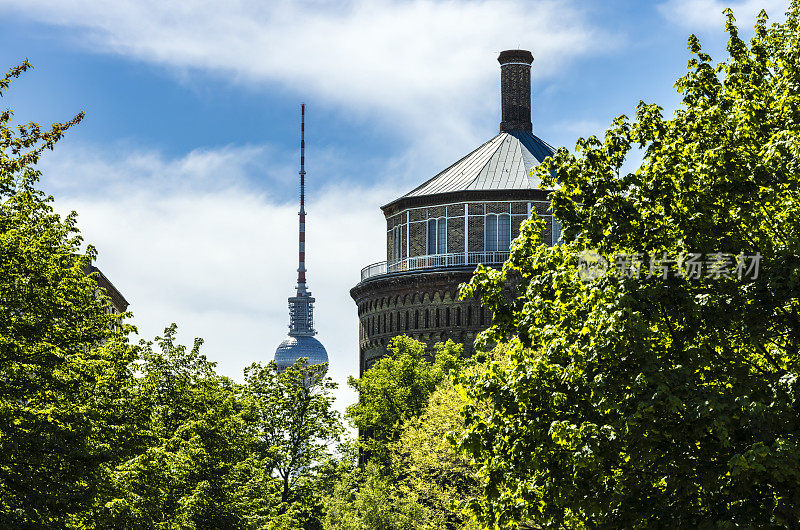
[360,250,510,282]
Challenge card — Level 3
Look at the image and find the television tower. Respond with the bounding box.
[274,104,329,371]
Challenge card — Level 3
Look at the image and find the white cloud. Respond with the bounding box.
[658,0,787,31]
[43,143,282,195]
[0,0,612,155]
[40,143,403,418]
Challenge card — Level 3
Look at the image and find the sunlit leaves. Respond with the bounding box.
[0,62,129,527]
[346,336,464,461]
[456,4,800,528]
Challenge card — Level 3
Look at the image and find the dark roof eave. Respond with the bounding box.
[381,187,553,217]
[85,265,130,312]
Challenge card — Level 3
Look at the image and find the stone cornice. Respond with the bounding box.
[350,268,478,304]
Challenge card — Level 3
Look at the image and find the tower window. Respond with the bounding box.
[485,213,511,251]
[393,226,402,260]
[552,217,562,245]
[427,218,447,254]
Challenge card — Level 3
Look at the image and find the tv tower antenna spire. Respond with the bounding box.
[297,103,307,296]
[285,103,315,337]
[273,103,328,372]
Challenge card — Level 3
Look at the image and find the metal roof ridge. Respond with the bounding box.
[454,132,508,192]
[400,133,505,198]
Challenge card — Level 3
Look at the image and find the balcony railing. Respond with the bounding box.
[360,250,510,282]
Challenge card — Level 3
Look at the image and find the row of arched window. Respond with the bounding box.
[363,305,486,336]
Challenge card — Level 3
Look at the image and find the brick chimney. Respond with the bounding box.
[498,49,533,133]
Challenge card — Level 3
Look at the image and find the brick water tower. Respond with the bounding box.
[351,50,560,374]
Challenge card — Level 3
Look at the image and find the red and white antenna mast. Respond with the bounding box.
[287,104,315,337]
[297,103,307,296]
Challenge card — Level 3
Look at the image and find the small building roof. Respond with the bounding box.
[84,264,129,313]
[400,130,555,198]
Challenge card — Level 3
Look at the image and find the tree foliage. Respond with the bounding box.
[244,358,342,522]
[0,60,136,527]
[95,325,252,528]
[94,333,343,529]
[393,377,482,530]
[457,4,800,528]
[334,336,479,529]
[346,336,463,460]
[323,460,435,530]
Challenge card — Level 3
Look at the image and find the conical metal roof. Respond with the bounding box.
[401,130,555,198]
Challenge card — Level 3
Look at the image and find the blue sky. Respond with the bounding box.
[0,0,788,412]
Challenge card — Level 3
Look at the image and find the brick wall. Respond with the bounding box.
[532,201,551,215]
[511,213,527,240]
[468,214,485,251]
[485,202,509,214]
[448,216,464,254]
[410,222,426,257]
[428,205,446,218]
[352,271,487,373]
[542,215,553,246]
[447,203,465,217]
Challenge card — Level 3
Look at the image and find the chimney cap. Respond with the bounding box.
[498,49,533,65]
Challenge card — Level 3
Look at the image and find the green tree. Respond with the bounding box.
[392,377,482,530]
[346,336,463,460]
[0,61,139,527]
[244,358,342,528]
[323,461,435,530]
[98,325,252,528]
[457,4,800,528]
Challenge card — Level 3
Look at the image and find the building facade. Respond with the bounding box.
[351,50,559,374]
